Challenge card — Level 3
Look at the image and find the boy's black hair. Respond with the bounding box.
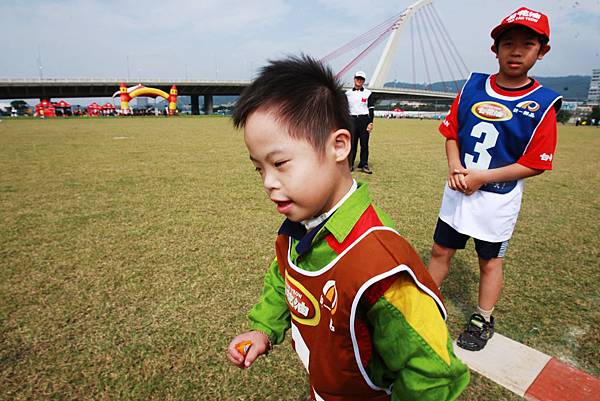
[494,26,549,49]
[232,54,351,154]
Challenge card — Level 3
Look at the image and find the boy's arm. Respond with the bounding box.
[367,92,375,132]
[247,258,291,345]
[445,139,468,192]
[440,95,468,192]
[457,106,557,195]
[367,274,469,401]
[457,163,543,195]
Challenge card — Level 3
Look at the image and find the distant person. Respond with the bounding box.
[227,55,469,400]
[427,7,562,351]
[346,70,375,174]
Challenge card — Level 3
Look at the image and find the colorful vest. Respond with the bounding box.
[457,73,561,194]
[276,227,445,401]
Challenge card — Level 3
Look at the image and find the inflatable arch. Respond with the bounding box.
[113,83,178,115]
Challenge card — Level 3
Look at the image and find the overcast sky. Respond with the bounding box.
[1,0,598,86]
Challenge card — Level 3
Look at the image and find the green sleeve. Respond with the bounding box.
[248,258,291,345]
[367,298,470,401]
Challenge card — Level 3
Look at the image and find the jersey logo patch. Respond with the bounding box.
[320,280,338,332]
[516,100,540,112]
[513,100,540,119]
[320,280,338,314]
[285,274,320,326]
[471,101,513,121]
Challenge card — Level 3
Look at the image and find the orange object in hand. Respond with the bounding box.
[235,340,253,356]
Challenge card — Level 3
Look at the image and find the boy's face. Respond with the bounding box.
[493,27,550,81]
[244,109,350,222]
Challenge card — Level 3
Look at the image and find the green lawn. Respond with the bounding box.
[1,117,598,400]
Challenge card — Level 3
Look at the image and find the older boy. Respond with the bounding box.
[227,55,468,401]
[428,7,562,351]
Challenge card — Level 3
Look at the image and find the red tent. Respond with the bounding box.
[87,102,102,116]
[102,102,116,116]
[35,99,56,117]
[54,100,72,117]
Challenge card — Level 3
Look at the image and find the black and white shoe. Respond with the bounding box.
[359,165,373,174]
[457,313,494,351]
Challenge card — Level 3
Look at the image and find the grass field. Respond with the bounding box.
[1,116,599,400]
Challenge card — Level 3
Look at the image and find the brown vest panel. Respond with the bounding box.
[276,227,445,401]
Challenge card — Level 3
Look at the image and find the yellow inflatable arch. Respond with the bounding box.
[116,82,178,116]
[129,87,170,100]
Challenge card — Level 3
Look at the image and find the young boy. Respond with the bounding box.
[428,7,562,351]
[227,55,469,400]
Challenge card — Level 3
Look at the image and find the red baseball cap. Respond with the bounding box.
[491,7,550,41]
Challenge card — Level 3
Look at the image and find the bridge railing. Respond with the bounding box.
[372,87,457,96]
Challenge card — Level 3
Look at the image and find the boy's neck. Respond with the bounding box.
[302,177,355,231]
[494,72,532,89]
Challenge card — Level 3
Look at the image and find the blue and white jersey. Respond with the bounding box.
[438,73,561,242]
[456,73,561,194]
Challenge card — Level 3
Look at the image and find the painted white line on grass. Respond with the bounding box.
[453,333,551,397]
[454,333,600,401]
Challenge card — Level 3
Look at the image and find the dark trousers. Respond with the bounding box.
[349,114,370,168]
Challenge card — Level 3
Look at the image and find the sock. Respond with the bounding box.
[476,305,494,322]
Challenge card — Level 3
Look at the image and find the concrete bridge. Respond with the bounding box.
[0,79,248,114]
[0,78,455,114]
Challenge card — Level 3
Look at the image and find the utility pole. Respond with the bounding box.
[37,46,44,80]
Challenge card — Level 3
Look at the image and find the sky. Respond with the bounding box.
[1,0,599,87]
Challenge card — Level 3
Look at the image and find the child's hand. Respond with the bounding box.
[227,331,271,369]
[461,169,487,195]
[448,169,467,192]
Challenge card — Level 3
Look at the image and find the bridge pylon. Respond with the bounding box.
[369,0,432,89]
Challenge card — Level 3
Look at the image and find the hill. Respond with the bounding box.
[384,75,591,101]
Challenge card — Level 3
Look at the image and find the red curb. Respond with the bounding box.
[524,358,600,401]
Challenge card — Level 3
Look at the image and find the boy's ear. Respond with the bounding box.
[331,128,351,162]
[491,44,498,56]
[537,44,551,60]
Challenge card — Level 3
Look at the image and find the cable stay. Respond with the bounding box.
[429,4,470,78]
[422,4,458,92]
[320,0,469,92]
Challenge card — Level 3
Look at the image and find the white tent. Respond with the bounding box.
[0,103,12,114]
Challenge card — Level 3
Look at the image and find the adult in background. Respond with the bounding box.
[346,71,375,174]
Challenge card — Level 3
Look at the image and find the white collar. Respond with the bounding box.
[302,180,357,231]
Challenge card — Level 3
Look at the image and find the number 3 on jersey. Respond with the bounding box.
[464,122,499,170]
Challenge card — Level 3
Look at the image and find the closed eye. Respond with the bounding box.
[274,160,289,168]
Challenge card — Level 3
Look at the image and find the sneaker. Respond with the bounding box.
[457,313,494,351]
[359,165,373,174]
